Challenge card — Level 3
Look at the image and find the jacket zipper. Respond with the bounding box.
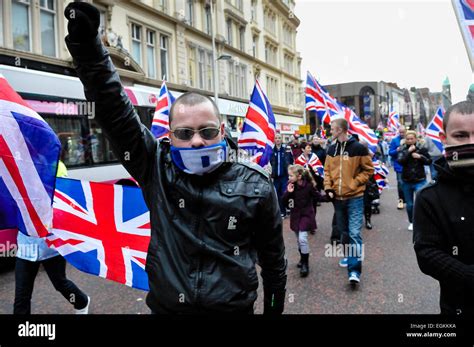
[194,187,204,306]
[338,142,347,197]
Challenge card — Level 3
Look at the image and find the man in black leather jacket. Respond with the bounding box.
[63,2,286,314]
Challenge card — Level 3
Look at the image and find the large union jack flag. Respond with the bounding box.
[238,80,276,167]
[150,81,176,139]
[295,153,325,178]
[0,74,60,237]
[47,178,151,291]
[305,71,341,124]
[425,106,445,153]
[342,107,379,153]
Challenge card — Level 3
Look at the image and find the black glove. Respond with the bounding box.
[263,289,286,315]
[64,2,100,42]
[325,189,336,201]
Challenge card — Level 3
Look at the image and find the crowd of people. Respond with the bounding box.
[11,2,472,316]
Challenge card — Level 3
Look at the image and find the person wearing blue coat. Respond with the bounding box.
[389,126,406,210]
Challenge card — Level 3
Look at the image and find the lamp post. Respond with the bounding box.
[210,0,218,104]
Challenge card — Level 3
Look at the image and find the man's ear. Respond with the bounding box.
[439,130,447,145]
[220,122,226,137]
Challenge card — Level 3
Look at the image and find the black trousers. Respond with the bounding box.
[14,256,88,314]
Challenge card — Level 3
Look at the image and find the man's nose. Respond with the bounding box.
[190,133,206,148]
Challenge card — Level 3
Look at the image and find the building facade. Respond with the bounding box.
[0,0,304,179]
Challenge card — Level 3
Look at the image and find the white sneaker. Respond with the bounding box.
[408,223,413,231]
[75,296,90,314]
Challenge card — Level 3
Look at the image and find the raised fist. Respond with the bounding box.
[64,2,100,42]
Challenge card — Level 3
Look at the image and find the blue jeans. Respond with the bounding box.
[334,196,364,276]
[396,172,405,202]
[273,176,288,215]
[402,180,427,223]
[429,163,438,181]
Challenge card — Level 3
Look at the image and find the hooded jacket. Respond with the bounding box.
[323,136,374,199]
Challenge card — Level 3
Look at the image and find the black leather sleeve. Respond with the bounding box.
[65,34,157,186]
[254,182,287,314]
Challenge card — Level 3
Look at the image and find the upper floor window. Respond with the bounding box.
[185,0,194,26]
[12,0,32,52]
[40,0,57,57]
[251,0,257,22]
[226,18,233,45]
[131,23,142,65]
[146,30,156,79]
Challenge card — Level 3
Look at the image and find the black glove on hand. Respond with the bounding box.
[64,2,100,42]
[263,289,286,315]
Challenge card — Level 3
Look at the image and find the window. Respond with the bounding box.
[235,0,243,11]
[89,118,117,164]
[263,8,276,35]
[185,0,194,26]
[265,42,277,65]
[198,49,205,89]
[285,83,295,105]
[40,0,56,57]
[266,75,279,103]
[228,61,247,98]
[160,35,169,80]
[283,24,293,47]
[157,0,168,13]
[284,54,293,75]
[99,9,106,36]
[45,115,90,167]
[206,52,213,91]
[204,5,211,35]
[226,19,233,45]
[146,30,156,79]
[252,35,258,57]
[239,27,245,51]
[188,45,196,86]
[131,23,142,65]
[251,0,257,22]
[12,0,31,52]
[228,61,234,96]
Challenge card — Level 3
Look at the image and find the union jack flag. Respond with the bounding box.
[238,80,276,167]
[374,173,387,193]
[319,125,327,139]
[425,106,445,152]
[388,108,401,132]
[151,81,175,139]
[342,106,379,153]
[0,74,60,237]
[372,157,389,178]
[295,153,324,178]
[47,178,151,291]
[372,158,388,193]
[416,122,426,136]
[305,72,341,124]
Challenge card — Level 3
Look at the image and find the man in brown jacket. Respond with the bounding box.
[324,118,374,285]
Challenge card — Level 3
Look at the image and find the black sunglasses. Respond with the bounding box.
[170,127,220,141]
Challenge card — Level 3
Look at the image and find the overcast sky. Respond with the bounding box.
[295,0,473,103]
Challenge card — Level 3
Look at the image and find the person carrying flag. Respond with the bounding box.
[63,2,286,314]
[413,100,474,315]
[14,155,90,314]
